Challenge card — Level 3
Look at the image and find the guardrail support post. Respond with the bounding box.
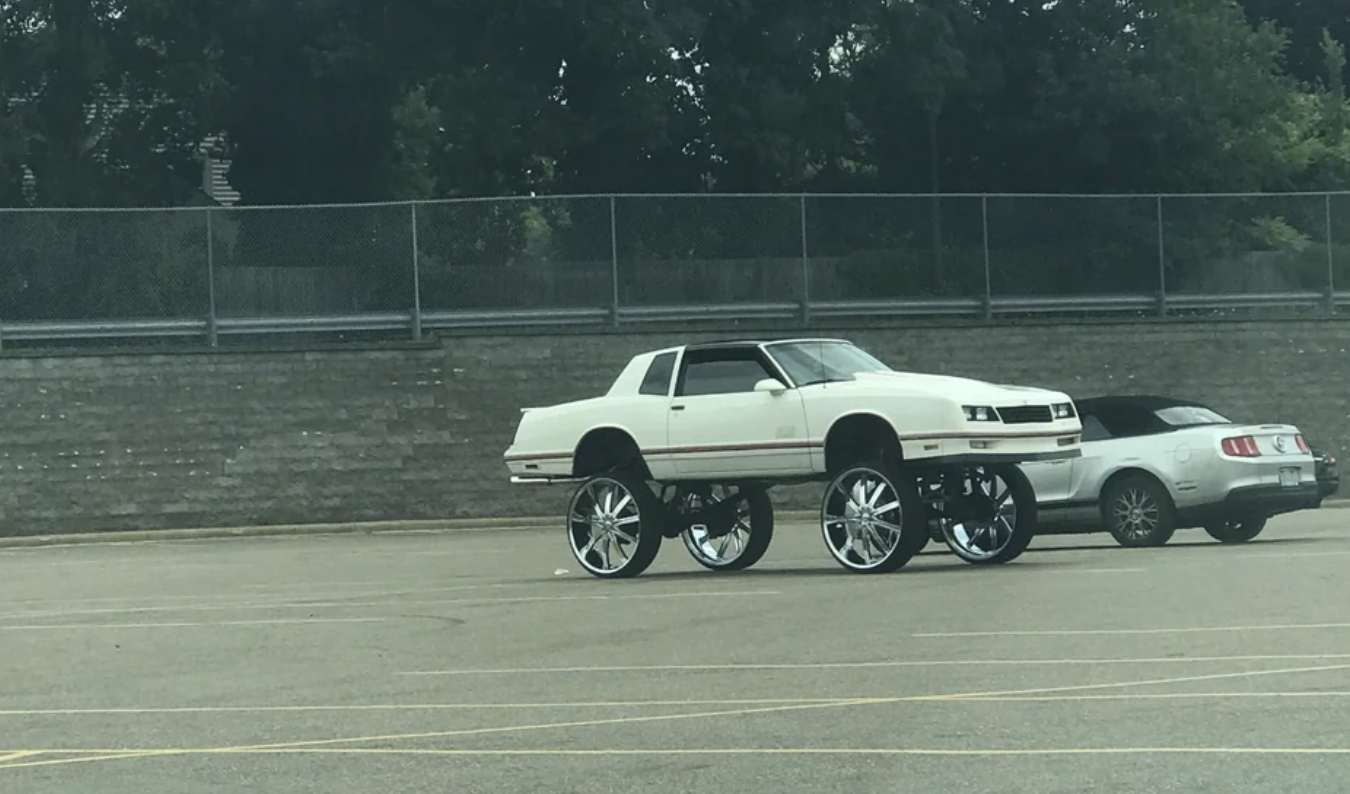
[981,195,993,321]
[206,207,218,347]
[410,202,423,341]
[800,195,810,326]
[1326,192,1336,316]
[1156,195,1167,317]
[610,196,620,327]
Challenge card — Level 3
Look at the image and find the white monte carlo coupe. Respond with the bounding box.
[1022,394,1324,547]
[503,338,1084,578]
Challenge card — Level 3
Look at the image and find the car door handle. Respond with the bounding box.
[671,405,685,411]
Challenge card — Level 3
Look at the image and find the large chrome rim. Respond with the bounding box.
[568,477,643,575]
[681,485,753,567]
[822,468,905,570]
[943,470,1018,560]
[1111,485,1159,542]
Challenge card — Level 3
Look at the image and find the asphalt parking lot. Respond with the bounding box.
[2,508,1350,793]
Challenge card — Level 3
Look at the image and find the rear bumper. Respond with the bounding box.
[1178,483,1323,523]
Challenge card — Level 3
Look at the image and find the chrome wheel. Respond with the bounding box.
[821,464,923,573]
[680,484,773,571]
[1111,485,1160,542]
[1102,475,1175,548]
[941,469,1018,562]
[567,472,663,579]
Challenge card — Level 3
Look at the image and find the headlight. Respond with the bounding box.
[1052,402,1077,419]
[963,405,998,422]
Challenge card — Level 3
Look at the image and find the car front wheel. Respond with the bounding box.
[938,464,1038,565]
[1101,474,1176,548]
[820,462,928,574]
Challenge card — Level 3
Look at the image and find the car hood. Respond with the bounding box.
[845,371,1069,405]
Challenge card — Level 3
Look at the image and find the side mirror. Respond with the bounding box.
[754,378,788,396]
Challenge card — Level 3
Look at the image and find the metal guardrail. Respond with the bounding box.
[3,291,1349,351]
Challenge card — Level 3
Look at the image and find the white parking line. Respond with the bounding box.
[395,653,1350,677]
[912,622,1350,638]
[0,618,385,632]
[0,589,783,623]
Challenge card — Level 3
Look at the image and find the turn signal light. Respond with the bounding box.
[1221,436,1261,457]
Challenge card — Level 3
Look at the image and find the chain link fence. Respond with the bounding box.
[2,192,1348,346]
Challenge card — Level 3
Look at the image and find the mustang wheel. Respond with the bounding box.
[679,484,774,572]
[820,463,927,574]
[566,470,664,579]
[1204,516,1267,544]
[939,464,1037,565]
[1102,474,1176,548]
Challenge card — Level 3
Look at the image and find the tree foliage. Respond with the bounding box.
[1,0,1348,208]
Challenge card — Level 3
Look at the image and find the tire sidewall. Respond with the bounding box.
[1204,516,1267,544]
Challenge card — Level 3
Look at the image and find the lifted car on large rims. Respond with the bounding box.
[503,338,1084,578]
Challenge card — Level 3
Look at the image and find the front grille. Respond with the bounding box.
[997,405,1053,424]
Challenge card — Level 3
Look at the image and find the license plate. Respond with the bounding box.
[1280,467,1301,488]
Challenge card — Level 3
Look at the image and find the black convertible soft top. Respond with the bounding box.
[1073,394,1211,413]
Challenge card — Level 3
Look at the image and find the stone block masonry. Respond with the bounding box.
[0,319,1347,536]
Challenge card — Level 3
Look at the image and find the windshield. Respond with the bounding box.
[765,340,892,386]
[1154,405,1231,427]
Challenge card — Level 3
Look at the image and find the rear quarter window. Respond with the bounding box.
[639,352,677,396]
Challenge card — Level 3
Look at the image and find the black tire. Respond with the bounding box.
[940,464,1038,565]
[1204,516,1267,544]
[1101,474,1176,548]
[566,470,665,579]
[820,462,928,574]
[680,484,775,572]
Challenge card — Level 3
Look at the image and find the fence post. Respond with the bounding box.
[1156,195,1167,317]
[981,195,992,321]
[206,207,218,347]
[1326,192,1336,315]
[800,195,810,326]
[609,196,620,327]
[410,202,423,341]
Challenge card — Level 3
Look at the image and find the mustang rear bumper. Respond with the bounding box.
[1179,483,1324,523]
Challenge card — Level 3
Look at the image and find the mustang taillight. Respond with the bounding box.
[1221,436,1261,457]
[1295,435,1310,454]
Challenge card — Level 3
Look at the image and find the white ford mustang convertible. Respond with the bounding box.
[1023,394,1323,547]
[504,338,1083,578]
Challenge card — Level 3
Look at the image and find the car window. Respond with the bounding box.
[1092,406,1161,438]
[766,340,891,386]
[1154,405,1230,427]
[679,357,776,396]
[638,352,677,396]
[1080,414,1112,442]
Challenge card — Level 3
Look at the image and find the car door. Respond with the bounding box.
[666,347,811,477]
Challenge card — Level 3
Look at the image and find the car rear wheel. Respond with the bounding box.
[821,462,928,574]
[566,470,665,579]
[939,464,1038,565]
[679,484,775,571]
[1204,516,1267,544]
[1101,474,1176,548]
